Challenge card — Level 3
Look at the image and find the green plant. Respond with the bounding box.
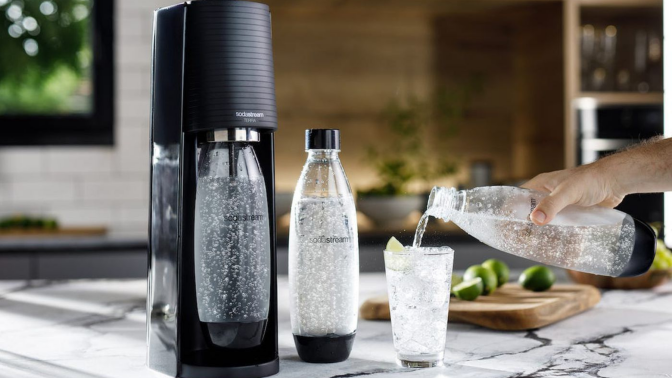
[0,0,92,114]
[359,76,483,197]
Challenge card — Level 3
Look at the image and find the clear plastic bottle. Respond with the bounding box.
[194,140,270,348]
[421,186,654,277]
[289,129,359,363]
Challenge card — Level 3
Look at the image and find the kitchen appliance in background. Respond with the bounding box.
[147,2,279,377]
[576,101,664,228]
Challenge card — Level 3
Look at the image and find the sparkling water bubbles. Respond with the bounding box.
[384,247,454,366]
[194,143,271,324]
[420,186,636,277]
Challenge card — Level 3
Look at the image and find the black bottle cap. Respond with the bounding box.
[305,129,340,150]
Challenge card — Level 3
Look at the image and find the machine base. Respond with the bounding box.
[180,357,279,378]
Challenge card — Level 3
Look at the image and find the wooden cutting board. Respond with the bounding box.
[360,283,601,331]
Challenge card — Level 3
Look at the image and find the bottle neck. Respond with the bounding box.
[427,186,465,218]
[307,149,340,160]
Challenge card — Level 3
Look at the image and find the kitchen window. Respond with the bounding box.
[0,0,114,146]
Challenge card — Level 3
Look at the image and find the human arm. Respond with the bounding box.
[522,137,672,225]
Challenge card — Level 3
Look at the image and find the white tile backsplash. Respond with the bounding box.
[0,181,10,205]
[44,148,115,175]
[117,67,150,95]
[118,205,149,224]
[117,97,151,120]
[0,148,44,176]
[118,0,169,14]
[82,178,148,202]
[117,42,152,67]
[116,205,149,236]
[0,0,159,236]
[117,127,150,174]
[45,205,115,227]
[10,180,79,203]
[116,14,145,39]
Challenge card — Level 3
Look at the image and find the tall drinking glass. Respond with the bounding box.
[383,247,454,368]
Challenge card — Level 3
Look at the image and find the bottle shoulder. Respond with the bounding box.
[295,155,353,197]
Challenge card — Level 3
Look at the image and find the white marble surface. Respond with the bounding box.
[0,273,671,378]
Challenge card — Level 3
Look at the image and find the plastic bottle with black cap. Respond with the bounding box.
[289,129,359,363]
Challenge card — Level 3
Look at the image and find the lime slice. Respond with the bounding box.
[519,266,556,292]
[385,236,405,252]
[384,237,409,271]
[452,278,483,301]
[482,259,510,288]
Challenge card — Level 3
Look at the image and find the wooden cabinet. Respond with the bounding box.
[563,0,663,167]
[263,0,661,189]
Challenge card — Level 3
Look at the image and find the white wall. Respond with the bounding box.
[0,0,175,237]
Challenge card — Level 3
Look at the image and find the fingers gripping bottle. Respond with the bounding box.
[289,129,359,363]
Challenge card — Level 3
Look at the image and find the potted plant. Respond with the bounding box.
[357,77,482,228]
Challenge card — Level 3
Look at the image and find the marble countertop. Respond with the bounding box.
[0,273,671,378]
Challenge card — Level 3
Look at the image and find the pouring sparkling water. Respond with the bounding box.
[414,186,656,277]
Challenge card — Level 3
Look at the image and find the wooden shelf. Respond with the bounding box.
[575,92,664,106]
[0,227,107,239]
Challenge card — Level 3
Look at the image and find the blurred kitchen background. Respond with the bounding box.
[0,0,667,279]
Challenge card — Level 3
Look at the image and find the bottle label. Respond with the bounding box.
[308,235,352,244]
[522,197,538,236]
[528,198,537,220]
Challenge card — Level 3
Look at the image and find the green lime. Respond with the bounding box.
[652,250,670,270]
[452,278,483,301]
[661,250,672,268]
[652,240,672,270]
[656,239,672,267]
[464,265,498,295]
[450,275,462,297]
[657,239,667,252]
[519,266,556,292]
[482,259,509,287]
[386,236,405,253]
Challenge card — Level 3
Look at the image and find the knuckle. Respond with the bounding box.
[539,196,558,211]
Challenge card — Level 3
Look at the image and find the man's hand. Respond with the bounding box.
[520,137,671,226]
[521,162,626,225]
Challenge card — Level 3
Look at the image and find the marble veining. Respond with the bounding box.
[0,274,670,377]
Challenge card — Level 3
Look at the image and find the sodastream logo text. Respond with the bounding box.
[308,235,352,244]
[236,111,265,118]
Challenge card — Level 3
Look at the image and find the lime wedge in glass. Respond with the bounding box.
[384,237,410,271]
[386,236,405,252]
